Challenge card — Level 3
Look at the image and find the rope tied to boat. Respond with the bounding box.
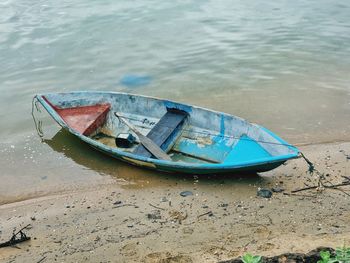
[298,151,327,189]
[31,96,44,139]
[299,152,315,175]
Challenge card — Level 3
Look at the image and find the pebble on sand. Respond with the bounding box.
[180,191,193,197]
[257,189,273,198]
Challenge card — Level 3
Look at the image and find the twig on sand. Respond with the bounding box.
[37,256,46,263]
[341,175,350,182]
[283,192,317,198]
[113,204,139,208]
[148,203,166,211]
[326,185,350,196]
[291,185,318,193]
[292,181,350,194]
[0,224,31,248]
[197,211,213,219]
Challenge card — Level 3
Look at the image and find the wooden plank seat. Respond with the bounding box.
[134,108,188,158]
[42,96,110,136]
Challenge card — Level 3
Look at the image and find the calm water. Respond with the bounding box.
[1,0,350,200]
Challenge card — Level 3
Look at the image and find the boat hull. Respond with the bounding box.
[89,142,286,174]
[35,91,299,175]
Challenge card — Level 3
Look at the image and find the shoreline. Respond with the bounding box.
[1,141,350,262]
[1,139,349,207]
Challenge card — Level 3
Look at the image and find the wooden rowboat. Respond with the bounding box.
[34,91,299,174]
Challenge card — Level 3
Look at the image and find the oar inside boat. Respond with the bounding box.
[114,112,172,161]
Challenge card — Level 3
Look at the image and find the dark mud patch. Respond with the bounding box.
[220,247,335,263]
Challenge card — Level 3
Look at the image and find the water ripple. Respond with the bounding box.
[0,0,349,142]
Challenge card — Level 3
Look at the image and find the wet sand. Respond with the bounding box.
[1,141,350,262]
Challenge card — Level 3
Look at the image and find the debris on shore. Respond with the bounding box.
[0,224,31,248]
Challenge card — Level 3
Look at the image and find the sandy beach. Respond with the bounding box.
[1,0,350,262]
[1,141,350,263]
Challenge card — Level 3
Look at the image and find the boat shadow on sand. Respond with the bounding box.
[44,129,266,188]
